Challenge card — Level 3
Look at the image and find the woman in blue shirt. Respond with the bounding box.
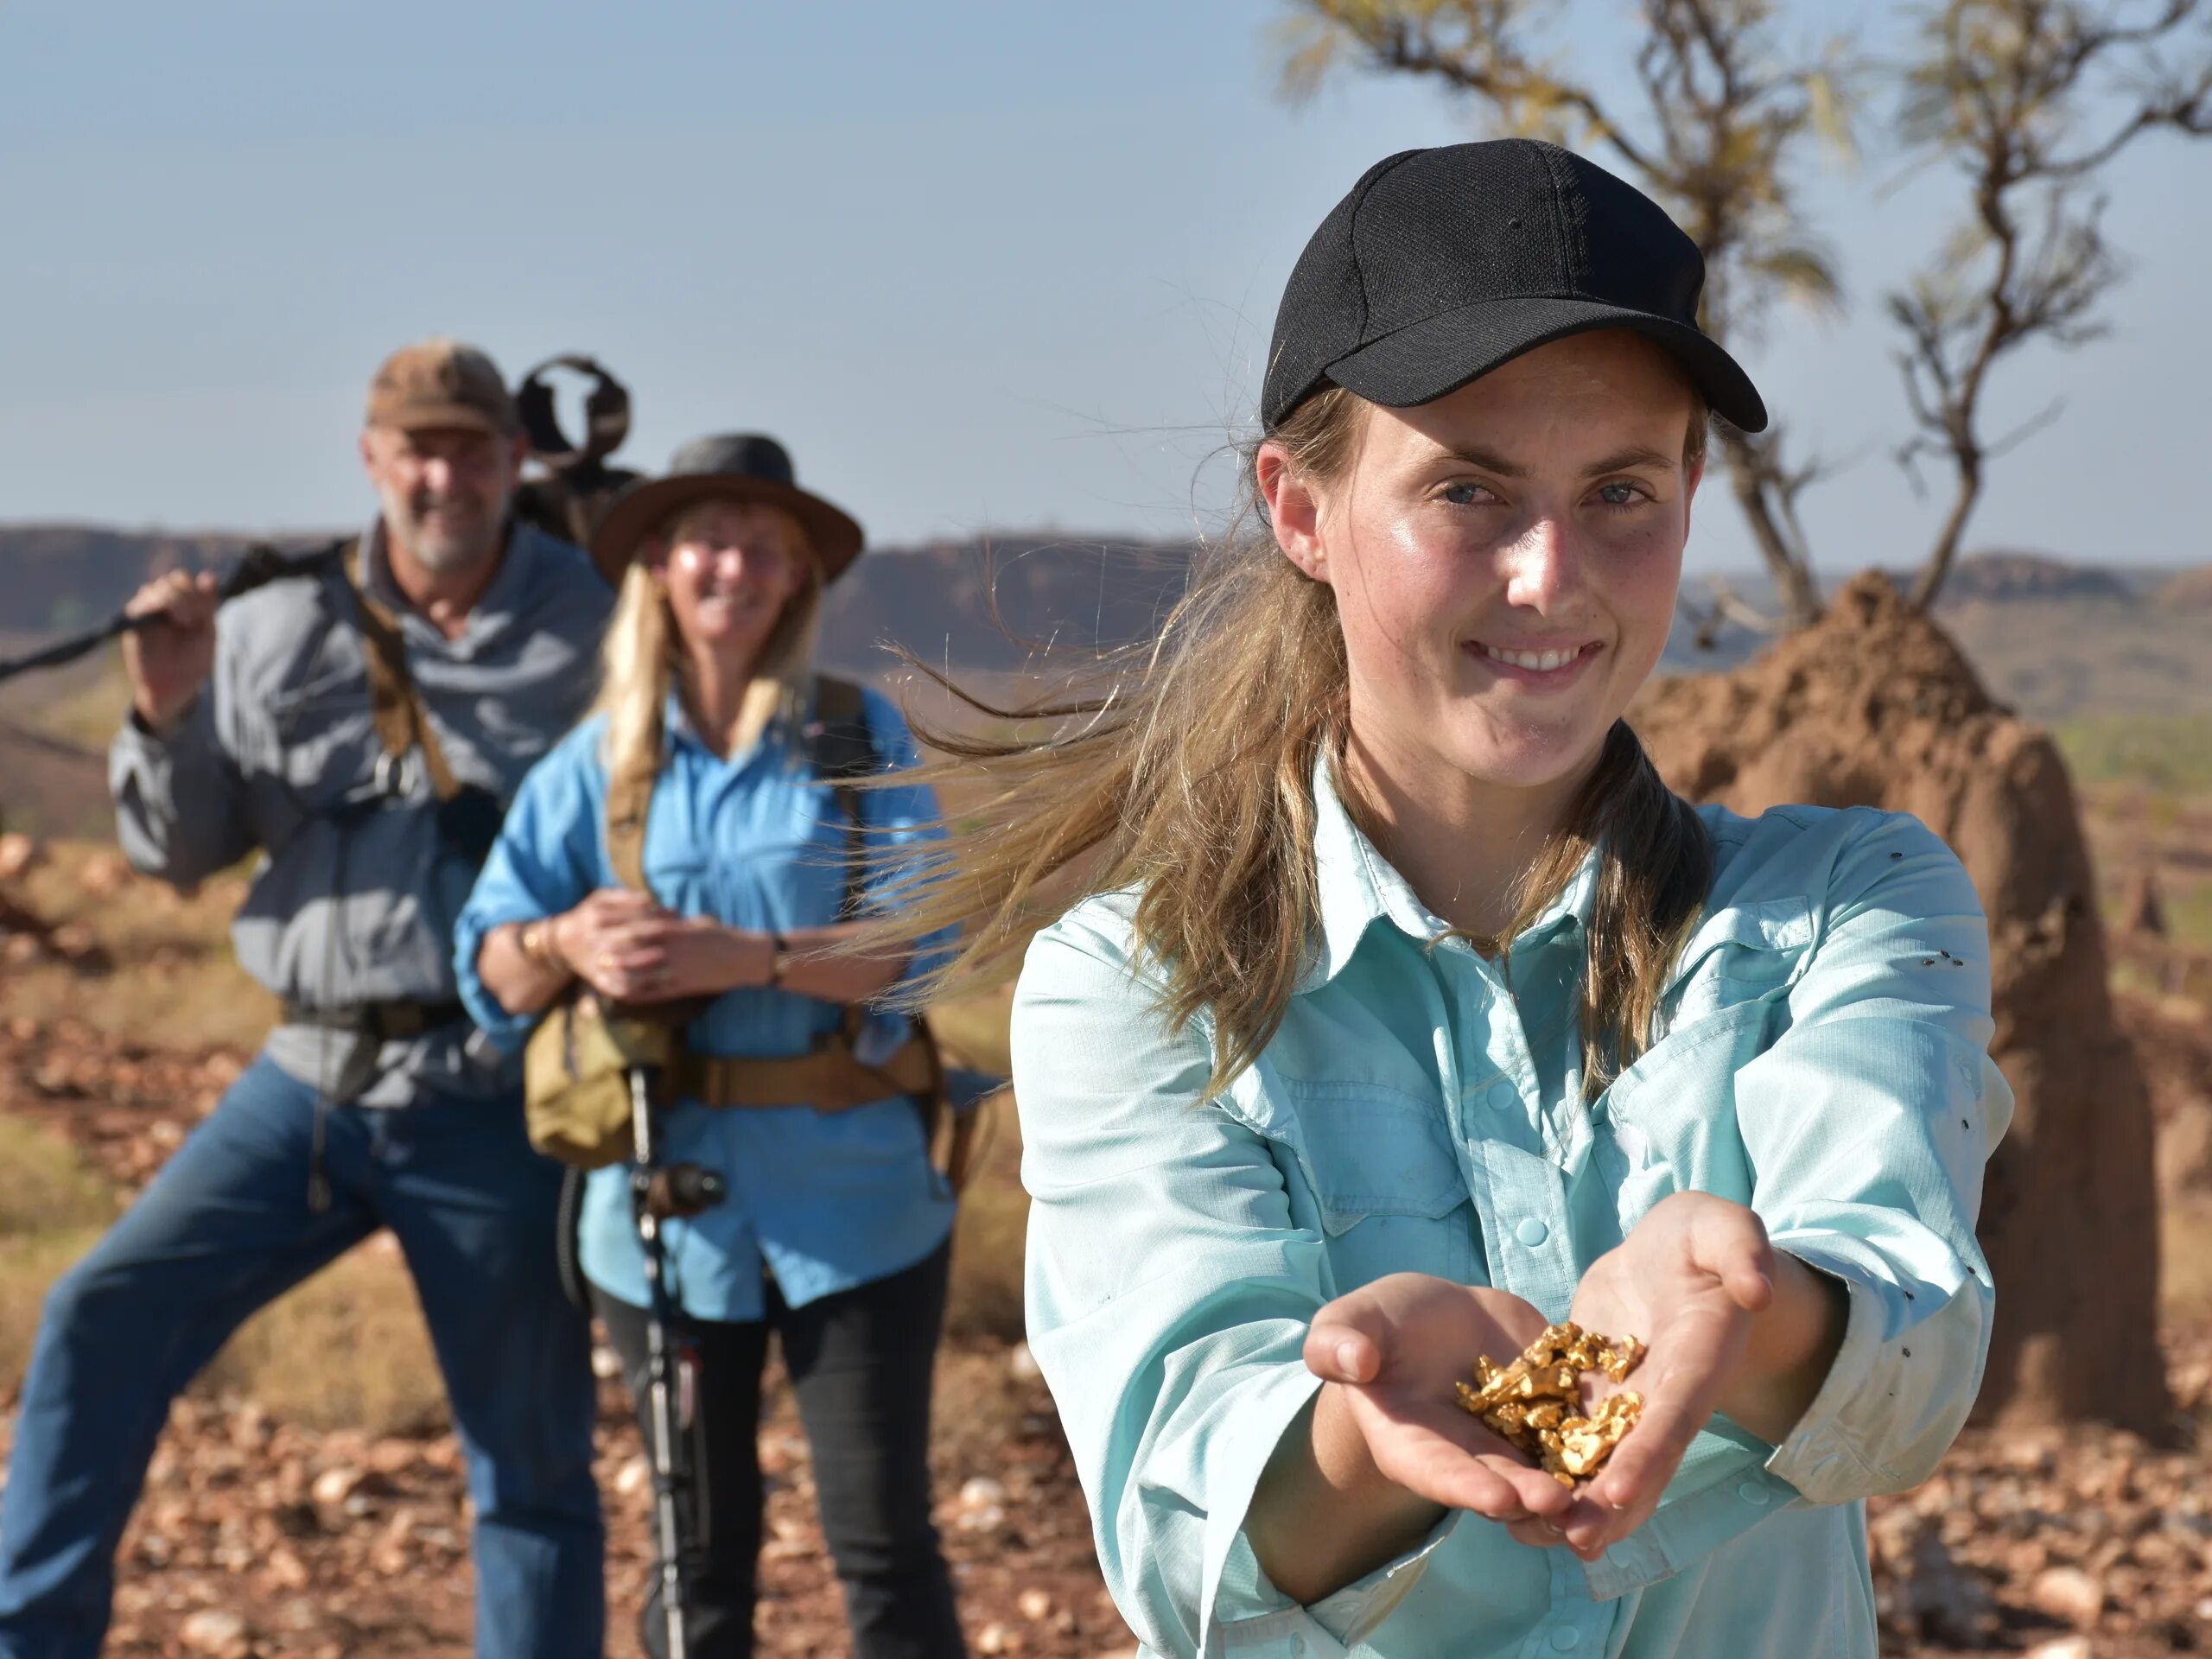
[454,435,964,1659]
[879,143,2008,1657]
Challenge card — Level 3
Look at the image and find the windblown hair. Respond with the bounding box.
[591,500,823,781]
[882,384,1713,1101]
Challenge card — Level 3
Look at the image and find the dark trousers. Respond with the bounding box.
[594,1241,965,1659]
[0,1058,605,1659]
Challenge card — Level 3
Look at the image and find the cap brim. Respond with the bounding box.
[373,402,510,437]
[588,474,865,589]
[1324,296,1768,434]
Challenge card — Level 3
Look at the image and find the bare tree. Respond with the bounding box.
[1280,0,1859,627]
[1891,0,2212,609]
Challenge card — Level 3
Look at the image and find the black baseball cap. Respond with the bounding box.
[1262,139,1767,434]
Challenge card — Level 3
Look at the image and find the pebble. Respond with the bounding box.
[959,1476,1007,1510]
[2030,1564,2105,1629]
[178,1609,250,1658]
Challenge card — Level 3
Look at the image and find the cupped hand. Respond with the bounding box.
[1305,1274,1580,1529]
[1548,1191,1777,1559]
[121,569,220,730]
[553,888,676,1002]
[554,890,772,1003]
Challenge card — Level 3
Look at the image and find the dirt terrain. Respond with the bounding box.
[5,944,2212,1655]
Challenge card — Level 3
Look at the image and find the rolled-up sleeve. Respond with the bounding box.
[1736,810,2012,1503]
[1016,912,1428,1657]
[452,735,604,1052]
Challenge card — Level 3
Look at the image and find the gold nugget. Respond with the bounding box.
[1452,1322,1647,1487]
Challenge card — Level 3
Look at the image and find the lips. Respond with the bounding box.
[1464,639,1603,688]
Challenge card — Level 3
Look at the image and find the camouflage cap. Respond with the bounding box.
[364,338,518,436]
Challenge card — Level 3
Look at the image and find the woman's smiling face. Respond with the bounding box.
[1262,329,1703,798]
[652,497,808,665]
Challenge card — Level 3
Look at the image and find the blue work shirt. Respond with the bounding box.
[454,681,956,1321]
[1010,760,2010,1659]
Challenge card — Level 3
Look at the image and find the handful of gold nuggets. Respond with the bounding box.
[1452,1322,1648,1487]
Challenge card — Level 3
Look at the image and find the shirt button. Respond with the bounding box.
[1486,1080,1517,1112]
[1549,1627,1583,1652]
[1738,1480,1770,1505]
[1515,1217,1549,1249]
[1289,1638,1306,1657]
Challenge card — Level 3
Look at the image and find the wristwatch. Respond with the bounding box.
[766,932,791,988]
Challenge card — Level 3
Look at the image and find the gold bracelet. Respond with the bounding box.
[521,919,562,973]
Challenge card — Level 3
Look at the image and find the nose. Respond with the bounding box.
[1499,513,1584,613]
[418,455,456,496]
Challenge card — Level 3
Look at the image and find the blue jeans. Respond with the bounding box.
[0,1058,604,1659]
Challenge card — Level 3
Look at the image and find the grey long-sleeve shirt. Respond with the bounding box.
[111,518,610,1104]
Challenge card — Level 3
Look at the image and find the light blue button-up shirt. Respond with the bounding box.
[454,681,956,1321]
[1010,763,2010,1659]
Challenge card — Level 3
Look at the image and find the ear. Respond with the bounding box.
[1256,440,1331,586]
[357,428,378,482]
[1682,454,1705,542]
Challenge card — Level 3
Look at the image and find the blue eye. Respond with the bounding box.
[1597,481,1650,507]
[1441,482,1494,506]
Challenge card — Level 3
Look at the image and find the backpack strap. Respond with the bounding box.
[805,675,878,924]
[342,539,463,804]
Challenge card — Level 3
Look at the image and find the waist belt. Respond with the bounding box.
[667,1028,940,1114]
[281,999,471,1042]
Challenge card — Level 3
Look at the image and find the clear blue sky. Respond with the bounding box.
[1,0,2204,582]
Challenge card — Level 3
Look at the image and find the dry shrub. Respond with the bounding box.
[0,1113,118,1237]
[0,1116,121,1388]
[202,1239,447,1436]
[0,1229,108,1389]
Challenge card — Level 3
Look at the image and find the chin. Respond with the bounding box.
[1447,720,1613,792]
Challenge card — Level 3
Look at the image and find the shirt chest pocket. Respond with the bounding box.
[262,671,381,816]
[1662,897,1815,1031]
[1275,1079,1477,1292]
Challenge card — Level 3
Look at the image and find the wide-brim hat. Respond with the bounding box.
[588,433,865,588]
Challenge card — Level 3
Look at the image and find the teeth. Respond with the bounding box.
[1482,645,1580,672]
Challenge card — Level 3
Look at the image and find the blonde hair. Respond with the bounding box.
[883,376,1713,1101]
[592,499,823,782]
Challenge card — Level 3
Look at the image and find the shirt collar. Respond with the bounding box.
[1302,747,1599,993]
[361,515,536,651]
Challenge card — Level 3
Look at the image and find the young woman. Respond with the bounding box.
[452,435,966,1659]
[890,141,2008,1656]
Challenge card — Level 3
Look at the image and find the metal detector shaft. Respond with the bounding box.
[630,1067,690,1659]
[0,540,347,686]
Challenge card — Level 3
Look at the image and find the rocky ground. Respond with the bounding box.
[3,1014,2209,1657]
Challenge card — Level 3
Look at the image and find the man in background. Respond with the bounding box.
[0,340,612,1659]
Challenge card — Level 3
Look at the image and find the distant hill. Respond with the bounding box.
[2154,567,2212,610]
[0,524,275,639]
[818,534,1192,677]
[3,524,2206,753]
[1933,550,2139,606]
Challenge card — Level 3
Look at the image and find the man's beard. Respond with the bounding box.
[397,493,504,575]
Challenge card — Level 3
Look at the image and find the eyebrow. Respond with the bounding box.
[1440,443,1680,478]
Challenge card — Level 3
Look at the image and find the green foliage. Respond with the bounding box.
[2055,714,2212,794]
